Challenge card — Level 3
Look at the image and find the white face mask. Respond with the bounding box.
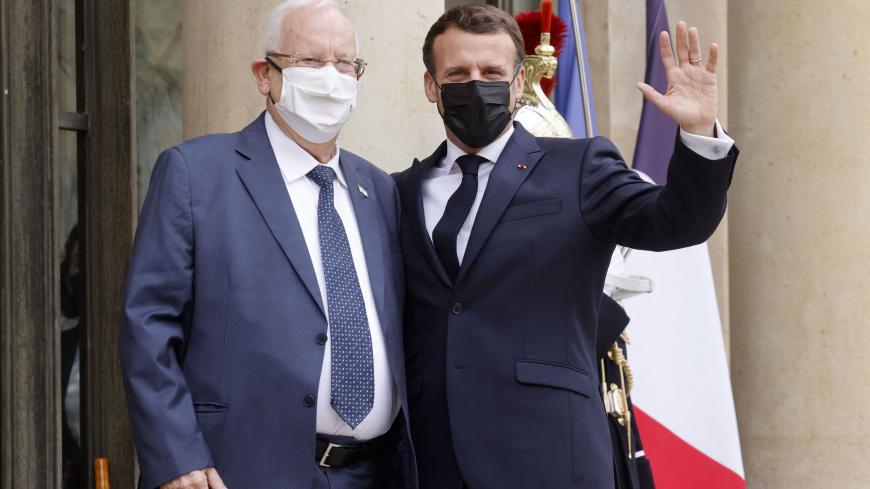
[272,65,357,144]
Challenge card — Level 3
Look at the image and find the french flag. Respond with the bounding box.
[626,0,746,487]
[555,1,747,487]
[554,0,596,137]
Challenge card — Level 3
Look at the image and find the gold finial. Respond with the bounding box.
[535,32,555,57]
[513,19,572,138]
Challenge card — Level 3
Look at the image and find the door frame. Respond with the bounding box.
[0,0,137,486]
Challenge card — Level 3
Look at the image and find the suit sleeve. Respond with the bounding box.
[118,148,214,489]
[579,135,738,251]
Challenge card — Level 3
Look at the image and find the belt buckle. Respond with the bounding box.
[319,442,344,468]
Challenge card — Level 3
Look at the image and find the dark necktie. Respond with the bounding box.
[307,165,374,428]
[432,154,486,282]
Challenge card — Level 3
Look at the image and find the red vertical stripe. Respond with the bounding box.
[634,407,745,489]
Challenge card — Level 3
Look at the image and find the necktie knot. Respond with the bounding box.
[307,164,336,189]
[456,154,486,177]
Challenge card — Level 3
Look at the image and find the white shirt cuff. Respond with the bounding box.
[679,120,735,160]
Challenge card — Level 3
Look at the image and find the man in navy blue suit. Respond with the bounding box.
[119,1,414,488]
[394,5,738,489]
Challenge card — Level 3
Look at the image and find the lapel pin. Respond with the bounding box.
[358,184,369,198]
[517,163,528,170]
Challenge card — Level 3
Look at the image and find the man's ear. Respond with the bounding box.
[252,58,272,97]
[424,71,439,104]
[512,66,526,102]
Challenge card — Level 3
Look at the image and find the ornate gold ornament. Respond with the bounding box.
[513,33,574,138]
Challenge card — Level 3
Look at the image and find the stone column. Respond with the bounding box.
[183,0,445,173]
[581,0,732,344]
[728,1,870,487]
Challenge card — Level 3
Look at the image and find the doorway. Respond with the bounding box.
[1,0,137,487]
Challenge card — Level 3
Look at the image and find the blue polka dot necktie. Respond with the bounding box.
[307,165,374,428]
[433,154,486,282]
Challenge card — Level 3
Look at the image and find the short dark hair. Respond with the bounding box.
[423,4,525,75]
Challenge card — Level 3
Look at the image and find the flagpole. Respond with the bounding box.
[567,0,594,138]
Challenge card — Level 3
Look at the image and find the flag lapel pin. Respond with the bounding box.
[517,163,528,170]
[358,184,369,198]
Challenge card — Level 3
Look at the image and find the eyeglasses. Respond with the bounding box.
[266,52,367,77]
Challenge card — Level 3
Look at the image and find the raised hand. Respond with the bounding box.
[637,21,718,137]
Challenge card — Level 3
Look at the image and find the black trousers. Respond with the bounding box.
[312,427,406,489]
[311,455,384,489]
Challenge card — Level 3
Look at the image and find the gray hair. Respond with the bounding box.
[263,0,359,54]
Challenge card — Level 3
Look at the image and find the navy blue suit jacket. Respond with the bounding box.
[120,113,415,489]
[393,123,737,489]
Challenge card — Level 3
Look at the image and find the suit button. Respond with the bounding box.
[452,302,463,315]
[303,395,316,408]
[316,333,328,345]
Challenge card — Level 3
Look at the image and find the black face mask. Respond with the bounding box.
[437,77,515,148]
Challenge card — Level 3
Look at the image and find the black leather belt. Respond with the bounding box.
[315,433,391,469]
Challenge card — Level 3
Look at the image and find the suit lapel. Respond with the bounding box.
[340,152,388,334]
[234,113,325,315]
[408,143,453,289]
[455,124,545,284]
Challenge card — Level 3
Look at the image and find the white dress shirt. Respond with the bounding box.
[265,112,398,440]
[422,121,735,261]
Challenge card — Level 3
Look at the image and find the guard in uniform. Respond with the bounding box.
[598,295,655,489]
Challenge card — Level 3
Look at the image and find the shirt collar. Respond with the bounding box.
[442,123,515,170]
[264,111,347,188]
